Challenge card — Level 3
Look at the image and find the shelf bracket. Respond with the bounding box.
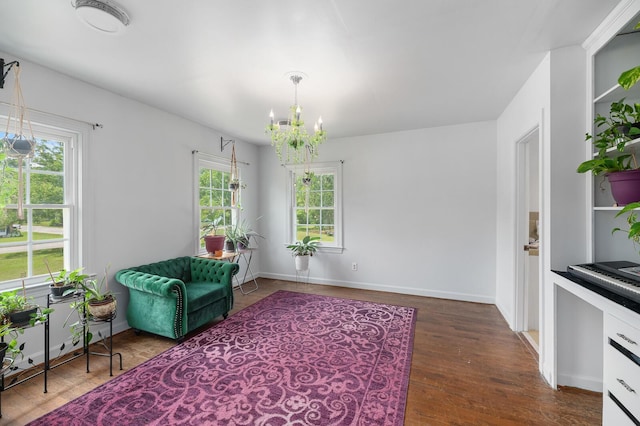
[220,137,235,152]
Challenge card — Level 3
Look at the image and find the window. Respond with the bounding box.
[289,162,342,251]
[0,122,81,288]
[196,157,239,253]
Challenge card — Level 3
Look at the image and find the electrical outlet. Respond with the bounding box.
[352,262,358,271]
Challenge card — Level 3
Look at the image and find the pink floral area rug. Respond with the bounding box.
[28,290,417,426]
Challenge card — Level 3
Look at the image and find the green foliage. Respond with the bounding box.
[0,289,34,315]
[64,268,114,346]
[287,235,321,256]
[617,22,640,91]
[51,267,89,288]
[225,218,264,250]
[201,216,223,238]
[614,202,640,252]
[577,99,640,175]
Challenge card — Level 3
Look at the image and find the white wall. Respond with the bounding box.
[496,53,550,327]
[0,51,260,368]
[258,122,498,303]
[496,45,600,390]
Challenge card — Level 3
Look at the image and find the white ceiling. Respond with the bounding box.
[0,0,621,145]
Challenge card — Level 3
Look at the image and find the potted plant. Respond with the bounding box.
[577,99,640,205]
[287,235,320,271]
[65,270,116,346]
[45,263,88,300]
[225,218,264,252]
[201,216,226,254]
[0,289,38,327]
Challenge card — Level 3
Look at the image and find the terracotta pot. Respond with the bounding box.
[88,296,117,320]
[204,235,226,254]
[607,170,640,205]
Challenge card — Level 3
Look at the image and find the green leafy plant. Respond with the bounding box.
[201,216,223,238]
[287,235,321,256]
[225,218,264,251]
[577,99,640,175]
[618,22,640,91]
[64,269,116,346]
[0,289,34,315]
[614,201,640,251]
[53,267,89,287]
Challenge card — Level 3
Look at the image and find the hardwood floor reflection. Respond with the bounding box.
[2,279,601,425]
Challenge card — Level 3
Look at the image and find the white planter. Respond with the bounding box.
[295,255,310,271]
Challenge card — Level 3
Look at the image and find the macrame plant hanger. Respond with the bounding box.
[2,64,36,219]
[230,143,239,207]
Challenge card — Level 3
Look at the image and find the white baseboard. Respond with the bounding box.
[259,272,495,304]
[557,372,602,393]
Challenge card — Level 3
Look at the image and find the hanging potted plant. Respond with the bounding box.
[577,99,640,205]
[201,216,226,254]
[287,235,320,271]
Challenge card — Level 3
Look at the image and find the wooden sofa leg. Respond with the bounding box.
[223,313,229,319]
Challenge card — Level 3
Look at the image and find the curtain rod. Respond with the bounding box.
[192,149,250,166]
[0,100,103,129]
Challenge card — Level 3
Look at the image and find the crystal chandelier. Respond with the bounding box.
[266,75,326,164]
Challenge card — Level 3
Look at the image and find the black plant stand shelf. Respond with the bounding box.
[0,292,123,418]
[86,312,123,377]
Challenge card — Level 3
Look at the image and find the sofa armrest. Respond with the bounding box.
[115,270,186,298]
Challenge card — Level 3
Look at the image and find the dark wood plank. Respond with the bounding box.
[0,279,601,425]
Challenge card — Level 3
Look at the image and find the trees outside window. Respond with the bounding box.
[197,158,238,252]
[290,162,342,251]
[0,126,79,286]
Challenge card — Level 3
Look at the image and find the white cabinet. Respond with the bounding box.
[604,313,640,424]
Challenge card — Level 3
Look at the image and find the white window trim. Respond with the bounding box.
[193,152,240,255]
[286,161,343,254]
[0,109,86,290]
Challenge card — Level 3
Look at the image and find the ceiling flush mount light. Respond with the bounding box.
[267,75,326,164]
[72,0,131,33]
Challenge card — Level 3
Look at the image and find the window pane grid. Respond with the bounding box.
[0,133,73,284]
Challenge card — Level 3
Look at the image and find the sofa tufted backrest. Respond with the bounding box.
[190,257,239,283]
[130,257,192,282]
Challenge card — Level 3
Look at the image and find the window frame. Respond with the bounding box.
[0,114,83,290]
[287,161,343,253]
[194,155,240,255]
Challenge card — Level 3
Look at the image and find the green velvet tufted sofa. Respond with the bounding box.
[115,256,239,340]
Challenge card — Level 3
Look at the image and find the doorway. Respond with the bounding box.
[515,128,541,352]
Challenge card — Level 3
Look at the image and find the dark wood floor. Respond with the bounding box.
[1,279,601,425]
